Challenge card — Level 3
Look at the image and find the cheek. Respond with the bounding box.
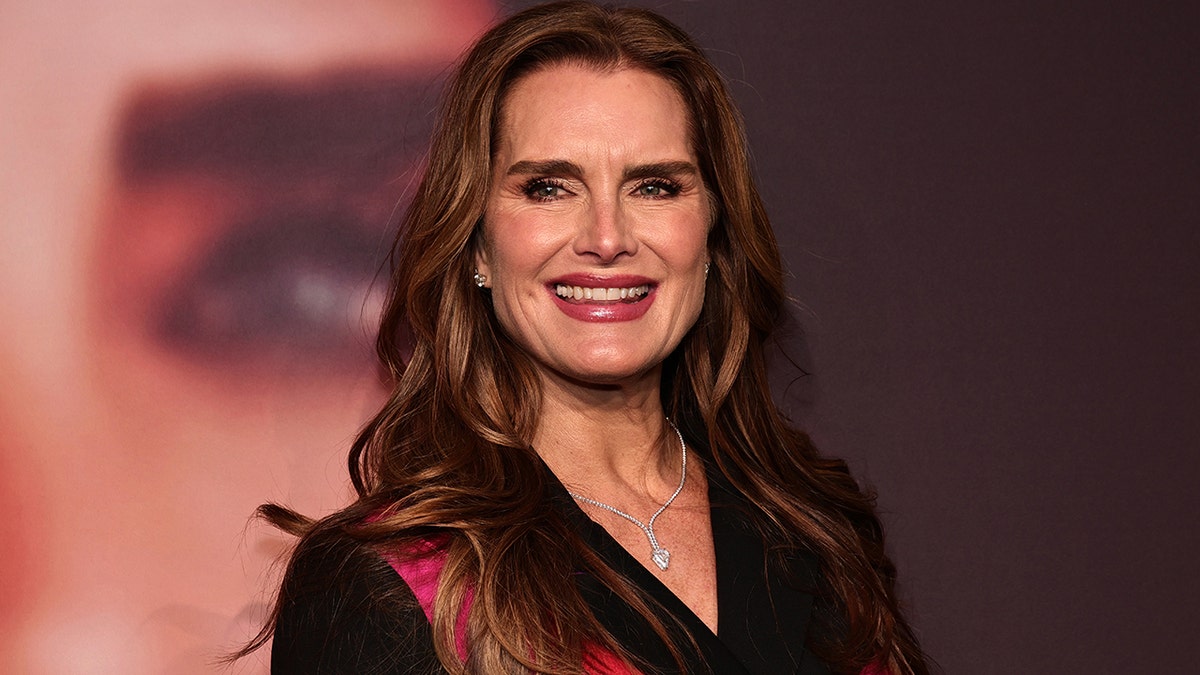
[482,213,564,281]
[481,243,535,323]
[658,215,710,266]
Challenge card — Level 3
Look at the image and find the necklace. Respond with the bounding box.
[568,420,687,571]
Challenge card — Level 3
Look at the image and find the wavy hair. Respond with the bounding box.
[250,3,928,674]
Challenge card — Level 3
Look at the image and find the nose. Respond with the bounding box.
[573,195,637,263]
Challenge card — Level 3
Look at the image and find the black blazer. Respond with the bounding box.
[272,463,833,674]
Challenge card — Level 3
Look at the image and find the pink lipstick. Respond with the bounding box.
[548,274,656,322]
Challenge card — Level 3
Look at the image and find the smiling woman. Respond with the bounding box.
[478,65,711,384]
[252,3,930,674]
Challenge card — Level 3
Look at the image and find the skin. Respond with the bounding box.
[477,65,719,632]
[0,1,493,672]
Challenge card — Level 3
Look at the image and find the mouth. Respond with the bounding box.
[547,275,657,322]
[552,283,652,303]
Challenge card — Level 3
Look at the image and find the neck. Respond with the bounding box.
[532,370,678,499]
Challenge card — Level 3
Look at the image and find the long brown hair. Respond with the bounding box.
[252,3,928,673]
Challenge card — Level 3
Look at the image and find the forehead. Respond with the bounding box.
[495,64,694,159]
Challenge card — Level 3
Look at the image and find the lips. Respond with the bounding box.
[547,274,656,322]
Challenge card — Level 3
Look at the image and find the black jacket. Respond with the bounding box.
[272,463,833,674]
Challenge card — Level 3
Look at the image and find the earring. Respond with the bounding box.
[473,269,487,288]
[704,262,710,278]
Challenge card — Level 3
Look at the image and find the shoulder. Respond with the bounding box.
[271,532,444,674]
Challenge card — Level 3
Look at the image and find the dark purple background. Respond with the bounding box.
[503,1,1199,671]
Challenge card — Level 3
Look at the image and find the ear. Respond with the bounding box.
[473,241,492,289]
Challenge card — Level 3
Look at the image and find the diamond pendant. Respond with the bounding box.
[652,547,671,570]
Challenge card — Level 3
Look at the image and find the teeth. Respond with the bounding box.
[555,284,650,301]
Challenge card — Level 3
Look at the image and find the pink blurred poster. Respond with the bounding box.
[0,1,496,671]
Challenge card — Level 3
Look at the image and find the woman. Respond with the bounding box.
[254,2,929,673]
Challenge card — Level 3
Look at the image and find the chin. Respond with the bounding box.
[552,360,661,389]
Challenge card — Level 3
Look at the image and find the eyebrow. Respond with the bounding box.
[622,161,700,182]
[505,159,584,179]
[504,159,700,182]
[115,68,441,181]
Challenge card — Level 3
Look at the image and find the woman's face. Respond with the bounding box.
[479,65,711,388]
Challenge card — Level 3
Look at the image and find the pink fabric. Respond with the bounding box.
[861,662,890,675]
[377,537,473,662]
[583,650,638,674]
[379,537,637,673]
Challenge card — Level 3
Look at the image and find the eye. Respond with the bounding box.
[523,178,568,202]
[153,204,385,368]
[633,179,681,199]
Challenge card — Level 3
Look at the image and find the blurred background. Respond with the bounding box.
[0,1,496,671]
[1,1,1194,673]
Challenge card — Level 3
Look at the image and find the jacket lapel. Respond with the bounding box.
[708,470,831,675]
[548,455,831,675]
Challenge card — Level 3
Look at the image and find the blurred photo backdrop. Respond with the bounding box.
[1,1,1195,673]
[0,1,496,671]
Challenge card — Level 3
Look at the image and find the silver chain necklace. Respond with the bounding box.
[568,420,687,571]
